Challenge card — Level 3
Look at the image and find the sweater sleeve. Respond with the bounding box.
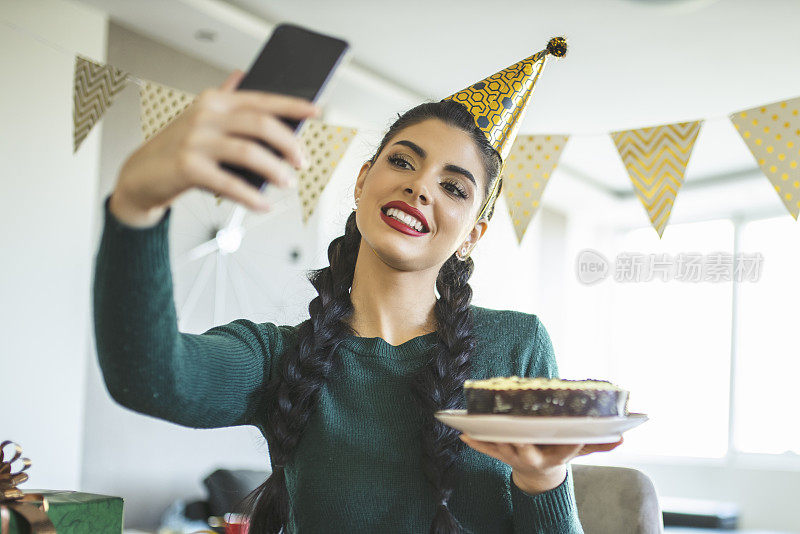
[92,193,293,429]
[510,315,585,534]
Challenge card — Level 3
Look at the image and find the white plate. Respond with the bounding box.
[435,410,649,444]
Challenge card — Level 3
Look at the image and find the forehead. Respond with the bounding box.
[388,119,487,183]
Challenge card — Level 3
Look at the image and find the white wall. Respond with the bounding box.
[0,0,106,491]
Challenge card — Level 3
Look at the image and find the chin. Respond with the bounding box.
[366,239,429,271]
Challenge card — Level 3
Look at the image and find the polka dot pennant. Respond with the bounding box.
[611,121,702,239]
[501,134,569,244]
[134,82,355,218]
[138,80,197,142]
[730,96,800,220]
[296,119,358,225]
[73,55,130,153]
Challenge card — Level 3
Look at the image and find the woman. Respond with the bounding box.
[94,64,622,534]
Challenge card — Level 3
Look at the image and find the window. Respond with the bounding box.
[607,220,734,458]
[734,216,800,455]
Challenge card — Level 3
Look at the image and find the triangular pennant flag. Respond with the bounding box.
[138,80,197,142]
[502,134,569,244]
[730,97,800,220]
[73,55,130,153]
[611,121,702,238]
[297,119,357,224]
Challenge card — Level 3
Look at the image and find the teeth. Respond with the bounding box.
[386,208,425,232]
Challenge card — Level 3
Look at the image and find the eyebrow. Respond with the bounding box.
[391,140,477,187]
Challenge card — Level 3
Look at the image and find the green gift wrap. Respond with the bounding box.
[2,442,124,533]
[4,490,124,534]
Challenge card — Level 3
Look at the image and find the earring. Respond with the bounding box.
[457,245,469,261]
[353,197,359,211]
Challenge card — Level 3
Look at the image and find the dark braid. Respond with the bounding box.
[239,210,362,532]
[240,99,502,533]
[410,253,478,533]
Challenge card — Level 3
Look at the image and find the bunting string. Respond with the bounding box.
[4,16,799,240]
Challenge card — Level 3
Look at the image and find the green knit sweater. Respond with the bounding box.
[92,194,584,534]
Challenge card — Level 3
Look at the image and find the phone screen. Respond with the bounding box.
[221,24,349,191]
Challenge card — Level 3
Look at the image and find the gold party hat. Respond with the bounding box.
[443,37,567,222]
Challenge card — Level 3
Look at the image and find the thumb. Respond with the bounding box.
[219,69,245,92]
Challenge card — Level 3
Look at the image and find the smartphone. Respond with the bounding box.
[221,23,350,191]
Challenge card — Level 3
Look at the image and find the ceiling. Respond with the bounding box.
[77,0,800,201]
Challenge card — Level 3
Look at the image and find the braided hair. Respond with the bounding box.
[240,99,503,533]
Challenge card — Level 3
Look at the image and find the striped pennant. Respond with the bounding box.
[138,80,197,142]
[73,55,130,153]
[502,134,569,244]
[730,96,800,220]
[611,121,702,238]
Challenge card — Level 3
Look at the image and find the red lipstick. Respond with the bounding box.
[381,201,429,231]
[380,201,430,236]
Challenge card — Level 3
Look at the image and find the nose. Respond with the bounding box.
[404,173,433,204]
[404,186,427,204]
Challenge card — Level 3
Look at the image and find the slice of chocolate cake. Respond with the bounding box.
[463,376,629,417]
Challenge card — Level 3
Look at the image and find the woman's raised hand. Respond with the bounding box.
[109,69,321,227]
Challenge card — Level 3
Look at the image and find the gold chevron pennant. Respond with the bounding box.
[611,121,702,238]
[73,55,130,153]
[138,80,197,141]
[297,119,357,224]
[730,96,800,220]
[502,134,569,244]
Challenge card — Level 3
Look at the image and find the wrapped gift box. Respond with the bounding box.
[4,490,123,534]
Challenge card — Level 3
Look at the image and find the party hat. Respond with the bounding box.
[442,37,567,222]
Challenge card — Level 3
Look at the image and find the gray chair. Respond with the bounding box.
[203,465,664,532]
[572,464,664,534]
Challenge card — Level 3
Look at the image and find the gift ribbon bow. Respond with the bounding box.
[0,441,56,534]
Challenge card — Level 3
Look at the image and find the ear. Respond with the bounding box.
[461,218,488,250]
[354,161,371,203]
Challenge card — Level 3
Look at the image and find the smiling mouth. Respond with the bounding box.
[380,207,430,234]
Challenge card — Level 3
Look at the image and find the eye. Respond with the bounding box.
[388,153,413,170]
[442,178,469,199]
[388,153,468,199]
